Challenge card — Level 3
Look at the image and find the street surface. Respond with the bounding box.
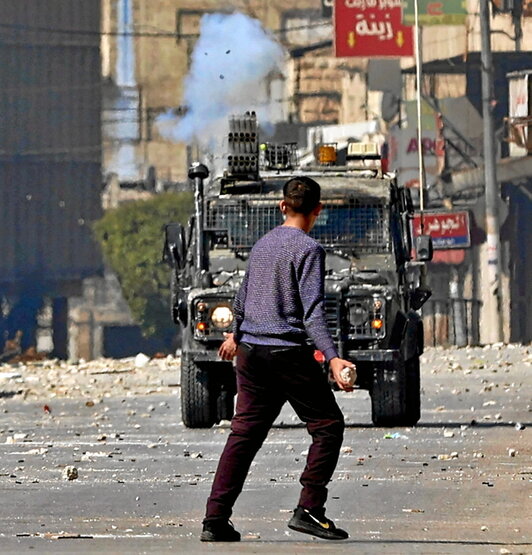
[0,345,531,554]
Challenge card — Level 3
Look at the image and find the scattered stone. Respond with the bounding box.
[438,452,458,461]
[443,430,454,438]
[63,466,78,481]
[0,371,22,380]
[26,448,48,455]
[134,353,150,368]
[508,448,517,457]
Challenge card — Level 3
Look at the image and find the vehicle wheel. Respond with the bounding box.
[404,356,421,426]
[370,361,407,427]
[180,353,216,428]
[217,389,234,422]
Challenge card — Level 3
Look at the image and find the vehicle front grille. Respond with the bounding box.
[324,294,340,340]
[323,294,386,342]
[346,297,386,339]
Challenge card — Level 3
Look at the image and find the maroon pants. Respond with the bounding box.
[204,343,345,521]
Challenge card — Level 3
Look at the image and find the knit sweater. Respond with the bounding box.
[233,225,339,362]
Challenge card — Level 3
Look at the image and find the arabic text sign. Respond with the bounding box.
[412,211,470,249]
[402,0,468,26]
[335,1,414,57]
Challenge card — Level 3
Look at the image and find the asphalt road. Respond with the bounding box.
[0,345,531,554]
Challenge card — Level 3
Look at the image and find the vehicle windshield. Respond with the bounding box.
[206,199,390,254]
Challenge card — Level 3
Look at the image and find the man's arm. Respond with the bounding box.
[232,269,249,344]
[298,246,338,361]
[298,246,356,391]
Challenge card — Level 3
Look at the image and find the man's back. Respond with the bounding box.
[238,225,337,361]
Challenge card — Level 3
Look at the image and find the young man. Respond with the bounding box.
[200,176,356,542]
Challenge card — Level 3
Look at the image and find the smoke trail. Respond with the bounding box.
[158,12,285,148]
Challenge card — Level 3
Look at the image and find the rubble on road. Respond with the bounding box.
[0,354,181,400]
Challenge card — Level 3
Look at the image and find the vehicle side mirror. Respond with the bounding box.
[409,286,432,310]
[416,235,433,262]
[163,223,187,270]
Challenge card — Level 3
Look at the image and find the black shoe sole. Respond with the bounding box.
[200,531,241,542]
[288,520,348,540]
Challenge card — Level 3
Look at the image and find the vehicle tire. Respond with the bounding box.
[370,361,407,427]
[403,356,421,426]
[217,389,235,422]
[180,353,216,428]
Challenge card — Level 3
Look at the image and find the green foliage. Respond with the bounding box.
[93,192,193,339]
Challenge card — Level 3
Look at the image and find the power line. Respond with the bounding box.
[0,20,331,40]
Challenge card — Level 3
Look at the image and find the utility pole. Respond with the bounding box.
[480,0,504,342]
[413,0,426,213]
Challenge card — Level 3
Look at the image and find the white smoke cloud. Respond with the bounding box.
[157,12,286,148]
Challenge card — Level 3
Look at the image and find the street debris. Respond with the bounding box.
[0,371,22,380]
[63,466,79,481]
[437,452,459,461]
[134,353,151,368]
[384,433,408,440]
[0,354,181,400]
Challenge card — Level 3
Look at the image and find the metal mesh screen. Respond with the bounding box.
[312,201,389,252]
[206,199,389,253]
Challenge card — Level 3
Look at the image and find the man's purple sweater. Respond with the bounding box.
[233,225,339,362]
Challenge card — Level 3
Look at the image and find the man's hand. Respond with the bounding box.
[329,357,357,392]
[218,332,238,361]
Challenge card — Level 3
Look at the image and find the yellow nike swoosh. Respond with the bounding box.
[306,511,330,529]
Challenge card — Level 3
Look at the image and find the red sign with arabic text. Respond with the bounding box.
[412,211,471,249]
[335,0,414,57]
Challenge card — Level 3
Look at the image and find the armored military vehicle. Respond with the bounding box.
[164,113,432,428]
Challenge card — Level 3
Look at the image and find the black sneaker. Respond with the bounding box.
[200,519,241,542]
[288,506,348,540]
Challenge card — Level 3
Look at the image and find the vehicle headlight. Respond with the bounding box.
[348,302,367,327]
[210,305,234,329]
